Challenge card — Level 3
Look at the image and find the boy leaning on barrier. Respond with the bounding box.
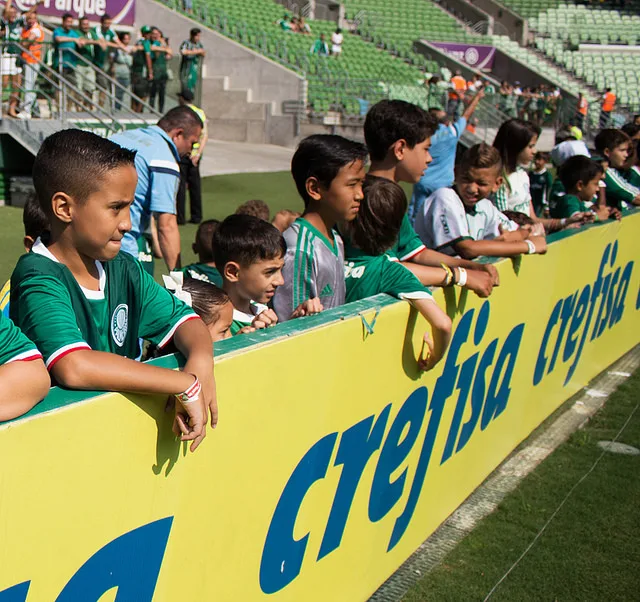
[273,134,368,322]
[414,143,547,260]
[360,99,499,297]
[10,130,217,451]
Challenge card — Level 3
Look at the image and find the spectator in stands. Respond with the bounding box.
[110,106,203,271]
[111,32,133,111]
[467,73,483,93]
[528,151,553,217]
[180,28,205,94]
[498,81,516,118]
[131,25,153,112]
[271,209,301,232]
[414,143,546,260]
[176,88,207,225]
[273,135,367,322]
[409,86,485,223]
[0,193,48,319]
[214,215,284,335]
[52,13,84,108]
[181,219,223,286]
[0,310,49,421]
[18,7,45,119]
[276,14,293,32]
[594,128,640,210]
[182,0,193,15]
[425,76,445,111]
[297,16,311,34]
[331,28,343,56]
[93,14,127,108]
[448,69,467,118]
[361,99,498,297]
[76,17,98,108]
[576,92,588,131]
[310,33,329,56]
[11,129,216,448]
[149,28,172,113]
[599,87,616,128]
[235,199,271,221]
[343,176,452,371]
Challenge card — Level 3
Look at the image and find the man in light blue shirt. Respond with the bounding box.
[110,106,203,271]
[409,87,485,224]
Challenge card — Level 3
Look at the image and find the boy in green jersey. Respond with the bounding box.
[273,135,367,322]
[594,129,640,211]
[343,176,451,371]
[182,219,223,287]
[553,156,620,221]
[528,151,553,217]
[361,99,498,297]
[10,130,217,451]
[214,214,286,335]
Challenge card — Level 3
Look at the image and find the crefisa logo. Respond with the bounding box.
[260,300,525,594]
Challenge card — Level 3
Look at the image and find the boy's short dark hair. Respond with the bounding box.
[594,129,630,155]
[364,100,437,161]
[502,210,534,227]
[61,12,73,20]
[457,143,502,173]
[621,123,640,139]
[213,214,286,271]
[190,28,201,37]
[193,219,219,262]
[235,199,271,221]
[290,134,368,205]
[158,106,203,135]
[23,192,49,239]
[33,129,136,216]
[559,156,603,192]
[534,151,549,162]
[343,175,407,256]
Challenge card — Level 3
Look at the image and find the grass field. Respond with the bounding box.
[0,171,304,285]
[403,367,640,602]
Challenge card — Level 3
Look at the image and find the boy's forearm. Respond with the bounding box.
[413,247,480,271]
[455,239,528,259]
[0,360,50,422]
[400,262,448,287]
[51,349,194,395]
[173,318,213,364]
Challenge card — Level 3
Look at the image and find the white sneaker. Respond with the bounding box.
[16,112,32,120]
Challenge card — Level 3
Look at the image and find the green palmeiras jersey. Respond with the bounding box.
[273,218,346,322]
[549,193,589,219]
[181,263,223,287]
[603,167,637,211]
[414,187,518,257]
[10,239,198,370]
[0,313,42,365]
[345,253,434,303]
[230,301,269,335]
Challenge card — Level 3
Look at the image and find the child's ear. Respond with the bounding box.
[492,175,504,193]
[23,235,35,252]
[576,180,585,192]
[392,139,406,161]
[603,148,611,159]
[305,176,323,201]
[223,261,241,283]
[51,192,73,224]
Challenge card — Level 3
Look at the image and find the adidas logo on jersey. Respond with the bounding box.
[319,283,334,296]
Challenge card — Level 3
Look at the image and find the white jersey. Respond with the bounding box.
[414,187,518,256]
[331,32,343,53]
[493,166,532,214]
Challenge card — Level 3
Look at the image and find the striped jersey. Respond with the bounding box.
[273,218,346,322]
[493,167,532,215]
[603,167,637,211]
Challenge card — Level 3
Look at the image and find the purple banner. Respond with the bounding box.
[431,42,496,70]
[14,0,136,27]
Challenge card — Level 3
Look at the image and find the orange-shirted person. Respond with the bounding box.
[600,88,616,128]
[448,69,467,118]
[19,9,44,119]
[576,92,588,130]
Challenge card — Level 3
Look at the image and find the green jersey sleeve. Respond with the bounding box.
[10,273,91,369]
[604,168,639,209]
[381,258,433,300]
[555,194,586,218]
[137,263,199,348]
[392,215,426,261]
[0,314,42,365]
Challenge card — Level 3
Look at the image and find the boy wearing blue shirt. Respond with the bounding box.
[11,130,216,451]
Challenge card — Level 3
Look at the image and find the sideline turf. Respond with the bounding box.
[403,368,640,602]
[0,171,303,286]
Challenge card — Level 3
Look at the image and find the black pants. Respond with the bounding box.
[177,156,202,224]
[149,78,167,113]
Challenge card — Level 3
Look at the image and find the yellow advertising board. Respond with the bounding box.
[0,213,638,601]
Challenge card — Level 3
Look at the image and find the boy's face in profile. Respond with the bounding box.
[315,159,365,222]
[396,137,432,184]
[230,255,285,304]
[66,165,137,261]
[605,142,630,169]
[534,156,546,171]
[576,174,601,202]
[455,165,502,208]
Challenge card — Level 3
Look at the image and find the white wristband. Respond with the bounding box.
[560,218,567,227]
[525,239,536,255]
[455,267,468,287]
[175,375,201,405]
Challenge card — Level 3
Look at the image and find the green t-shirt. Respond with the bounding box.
[0,313,42,365]
[603,167,637,211]
[181,263,223,287]
[77,30,97,62]
[549,193,588,219]
[132,38,152,75]
[151,40,168,79]
[623,166,640,189]
[230,302,268,335]
[93,26,116,68]
[345,253,433,303]
[528,168,553,217]
[1,16,25,55]
[10,240,197,368]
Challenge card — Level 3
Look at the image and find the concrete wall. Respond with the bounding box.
[467,0,527,44]
[136,0,304,116]
[439,0,494,35]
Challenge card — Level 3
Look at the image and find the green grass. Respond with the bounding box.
[403,368,640,602]
[0,171,304,286]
